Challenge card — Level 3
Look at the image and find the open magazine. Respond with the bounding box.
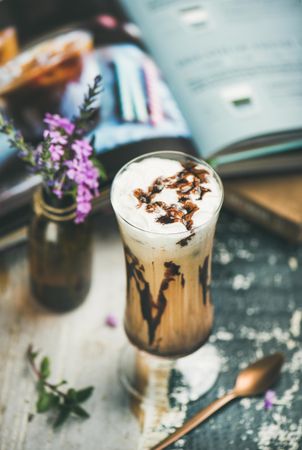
[119,0,302,175]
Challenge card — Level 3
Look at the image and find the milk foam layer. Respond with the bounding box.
[111,157,222,234]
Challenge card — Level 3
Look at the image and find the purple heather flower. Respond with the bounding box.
[72,139,93,159]
[77,184,93,202]
[65,160,87,184]
[74,184,96,223]
[44,113,75,135]
[264,390,276,410]
[33,144,43,167]
[44,129,68,145]
[0,77,103,226]
[39,105,100,223]
[75,212,86,224]
[105,314,118,328]
[66,159,99,189]
[65,159,78,180]
[53,188,63,198]
[49,144,64,162]
[18,149,28,159]
[77,200,92,215]
[85,166,99,190]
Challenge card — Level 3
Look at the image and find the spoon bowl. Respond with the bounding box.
[234,352,285,397]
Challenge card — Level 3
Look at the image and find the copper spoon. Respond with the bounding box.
[151,352,284,450]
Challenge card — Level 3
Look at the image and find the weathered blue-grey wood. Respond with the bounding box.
[0,210,301,450]
[184,211,302,450]
[0,216,140,450]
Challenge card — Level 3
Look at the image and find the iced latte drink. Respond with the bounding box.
[111,152,223,358]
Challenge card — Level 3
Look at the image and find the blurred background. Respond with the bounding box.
[0,0,118,42]
[0,0,301,244]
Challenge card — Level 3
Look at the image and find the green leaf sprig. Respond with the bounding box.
[0,114,35,164]
[27,344,94,428]
[74,74,103,133]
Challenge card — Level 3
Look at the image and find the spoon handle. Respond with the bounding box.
[151,391,237,450]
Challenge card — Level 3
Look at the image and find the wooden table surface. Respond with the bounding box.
[0,214,140,450]
[0,210,301,450]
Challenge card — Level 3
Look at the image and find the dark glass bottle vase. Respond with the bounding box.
[29,188,92,312]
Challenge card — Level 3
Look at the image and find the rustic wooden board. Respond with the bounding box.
[0,214,140,450]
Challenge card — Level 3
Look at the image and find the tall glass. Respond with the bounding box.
[111,151,223,401]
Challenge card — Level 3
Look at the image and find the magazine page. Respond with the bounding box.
[119,0,302,158]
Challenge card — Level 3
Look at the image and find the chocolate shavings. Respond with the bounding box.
[133,163,211,231]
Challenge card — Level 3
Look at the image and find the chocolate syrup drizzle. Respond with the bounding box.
[177,232,196,247]
[199,255,211,305]
[181,273,186,287]
[124,246,182,345]
[133,163,210,232]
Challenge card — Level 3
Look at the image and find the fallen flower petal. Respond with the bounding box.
[264,389,277,410]
[105,314,118,328]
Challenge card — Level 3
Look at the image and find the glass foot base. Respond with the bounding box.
[119,343,221,405]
